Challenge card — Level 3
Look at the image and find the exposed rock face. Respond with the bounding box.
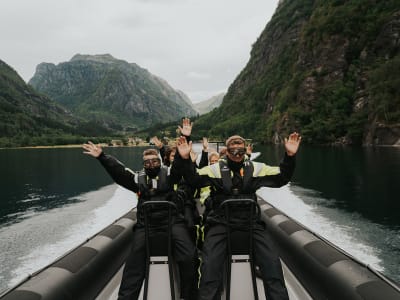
[195,0,400,146]
[194,93,225,115]
[29,54,197,130]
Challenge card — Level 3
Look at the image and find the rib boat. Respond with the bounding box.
[1,195,399,300]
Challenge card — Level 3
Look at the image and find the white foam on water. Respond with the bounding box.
[258,185,384,272]
[1,184,136,291]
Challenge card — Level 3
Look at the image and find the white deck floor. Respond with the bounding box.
[96,260,313,300]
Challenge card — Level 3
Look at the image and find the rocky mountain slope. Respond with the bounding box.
[194,93,225,115]
[29,54,197,131]
[194,0,400,145]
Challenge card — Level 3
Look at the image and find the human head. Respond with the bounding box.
[225,135,246,162]
[208,152,220,165]
[143,148,159,160]
[142,149,161,177]
[163,146,176,166]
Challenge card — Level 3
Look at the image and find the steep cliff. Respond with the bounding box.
[195,0,400,145]
[29,54,197,131]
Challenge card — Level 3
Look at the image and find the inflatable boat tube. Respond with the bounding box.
[1,196,400,300]
[0,211,137,300]
[257,197,400,300]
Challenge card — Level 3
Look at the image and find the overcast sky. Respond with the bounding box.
[1,0,279,102]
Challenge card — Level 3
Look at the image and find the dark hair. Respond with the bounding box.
[163,146,177,166]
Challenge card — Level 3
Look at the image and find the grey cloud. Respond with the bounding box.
[0,0,279,102]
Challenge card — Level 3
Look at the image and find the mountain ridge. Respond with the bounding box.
[29,54,197,131]
[194,92,225,115]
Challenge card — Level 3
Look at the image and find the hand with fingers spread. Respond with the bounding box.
[178,117,193,137]
[176,136,192,159]
[151,136,164,149]
[284,132,301,156]
[82,141,103,158]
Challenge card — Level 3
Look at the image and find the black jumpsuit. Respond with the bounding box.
[173,153,295,300]
[97,153,198,300]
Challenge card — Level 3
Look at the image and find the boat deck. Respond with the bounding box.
[95,260,313,300]
[2,198,400,300]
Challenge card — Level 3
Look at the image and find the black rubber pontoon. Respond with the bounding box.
[1,195,400,300]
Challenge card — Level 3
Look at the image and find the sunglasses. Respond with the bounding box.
[227,148,246,156]
[143,158,161,167]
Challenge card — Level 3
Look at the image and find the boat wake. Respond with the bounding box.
[0,184,135,292]
[258,184,400,282]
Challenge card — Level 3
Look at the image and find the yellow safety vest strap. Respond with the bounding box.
[252,161,280,176]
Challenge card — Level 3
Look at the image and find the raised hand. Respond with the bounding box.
[178,117,193,137]
[202,137,209,151]
[284,132,301,156]
[82,141,103,158]
[176,136,192,159]
[151,136,163,149]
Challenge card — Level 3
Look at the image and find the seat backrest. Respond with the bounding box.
[141,201,178,299]
[148,231,169,256]
[230,230,251,255]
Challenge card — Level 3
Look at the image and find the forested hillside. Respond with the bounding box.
[193,0,400,145]
[0,60,115,147]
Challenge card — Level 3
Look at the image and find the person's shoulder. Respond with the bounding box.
[197,164,214,174]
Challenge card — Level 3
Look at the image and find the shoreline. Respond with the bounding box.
[0,143,152,150]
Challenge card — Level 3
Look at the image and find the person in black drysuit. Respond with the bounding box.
[82,143,198,300]
[173,133,301,300]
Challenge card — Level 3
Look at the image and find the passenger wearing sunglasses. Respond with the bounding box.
[82,143,198,300]
[174,132,301,300]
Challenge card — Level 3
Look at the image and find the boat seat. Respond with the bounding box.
[230,230,251,254]
[220,199,262,300]
[139,201,179,300]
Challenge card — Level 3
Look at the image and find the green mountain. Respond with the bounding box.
[29,54,197,131]
[194,93,225,115]
[0,59,117,147]
[194,0,400,145]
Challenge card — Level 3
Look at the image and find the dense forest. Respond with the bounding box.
[190,0,400,145]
